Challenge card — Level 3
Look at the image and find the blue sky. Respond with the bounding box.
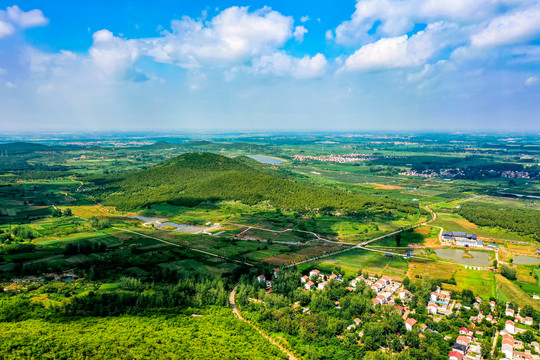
[0,1,539,132]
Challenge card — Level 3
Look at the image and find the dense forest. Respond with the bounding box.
[0,309,286,360]
[93,153,420,216]
[458,202,540,240]
[0,273,288,359]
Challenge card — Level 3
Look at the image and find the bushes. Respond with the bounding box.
[89,217,110,229]
[500,265,517,280]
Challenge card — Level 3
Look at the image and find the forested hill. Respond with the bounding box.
[93,152,420,216]
[0,142,77,155]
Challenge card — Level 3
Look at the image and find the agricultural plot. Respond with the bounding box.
[244,245,292,262]
[160,259,224,276]
[35,231,116,246]
[454,268,496,300]
[407,260,459,281]
[304,249,409,278]
[496,274,540,312]
[375,226,440,247]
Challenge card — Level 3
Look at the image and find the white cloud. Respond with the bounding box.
[342,22,456,71]
[293,25,307,42]
[525,76,537,86]
[6,5,48,28]
[142,6,293,67]
[0,5,47,39]
[471,5,540,48]
[334,0,523,45]
[300,15,310,23]
[252,52,327,79]
[0,20,15,38]
[89,29,139,75]
[26,48,82,78]
[325,30,334,40]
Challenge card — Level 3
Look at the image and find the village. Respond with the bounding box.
[293,153,385,163]
[252,268,540,360]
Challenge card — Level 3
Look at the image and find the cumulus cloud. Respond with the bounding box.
[293,25,307,42]
[89,29,139,76]
[342,22,457,71]
[252,52,327,79]
[141,6,293,67]
[471,5,540,48]
[6,5,48,28]
[300,15,310,23]
[334,0,523,45]
[0,5,48,39]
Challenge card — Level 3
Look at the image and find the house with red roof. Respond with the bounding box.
[405,318,417,331]
[459,327,473,337]
[448,350,463,360]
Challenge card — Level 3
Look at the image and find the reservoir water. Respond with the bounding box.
[129,216,210,233]
[513,256,540,265]
[247,155,285,164]
[434,248,491,266]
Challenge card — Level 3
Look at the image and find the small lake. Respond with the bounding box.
[435,248,492,266]
[513,256,540,265]
[247,155,285,164]
[129,216,209,234]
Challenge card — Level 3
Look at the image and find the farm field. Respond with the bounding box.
[300,248,409,279]
[0,134,539,360]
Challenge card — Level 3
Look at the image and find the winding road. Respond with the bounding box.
[229,286,298,360]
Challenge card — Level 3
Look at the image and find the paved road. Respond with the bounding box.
[229,286,298,360]
[283,202,442,267]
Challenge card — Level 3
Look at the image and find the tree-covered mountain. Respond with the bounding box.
[93,152,420,215]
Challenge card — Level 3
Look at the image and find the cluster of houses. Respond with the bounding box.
[300,269,343,291]
[293,153,382,163]
[257,268,281,293]
[349,274,405,306]
[448,327,481,360]
[505,304,534,327]
[428,286,453,316]
[494,303,537,360]
[501,332,537,360]
[468,299,497,325]
[262,270,539,359]
[442,231,484,248]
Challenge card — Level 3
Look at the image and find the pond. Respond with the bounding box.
[129,216,210,234]
[247,155,285,164]
[513,256,540,265]
[434,248,492,267]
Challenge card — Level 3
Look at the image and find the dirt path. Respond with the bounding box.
[491,329,499,357]
[229,286,299,360]
[69,176,84,192]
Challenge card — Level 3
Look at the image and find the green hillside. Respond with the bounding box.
[94,152,420,215]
